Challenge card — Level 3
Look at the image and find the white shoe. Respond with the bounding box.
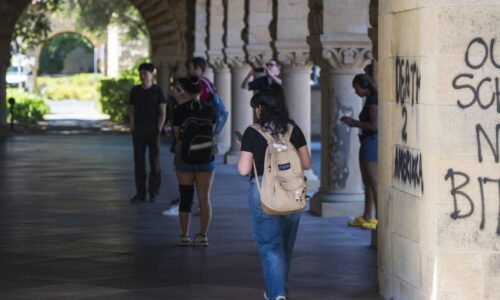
[177,235,191,247]
[193,233,208,247]
[162,199,179,216]
[264,292,287,300]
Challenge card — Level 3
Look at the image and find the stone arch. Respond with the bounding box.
[0,0,192,125]
[32,21,103,80]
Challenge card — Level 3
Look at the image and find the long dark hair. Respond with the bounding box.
[353,73,378,96]
[177,76,202,94]
[250,84,291,138]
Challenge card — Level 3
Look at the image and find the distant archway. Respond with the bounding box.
[0,0,192,126]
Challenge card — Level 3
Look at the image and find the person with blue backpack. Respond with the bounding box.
[172,76,217,247]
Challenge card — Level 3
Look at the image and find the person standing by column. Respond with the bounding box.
[129,63,167,203]
[237,85,311,300]
[241,59,282,92]
[340,73,378,230]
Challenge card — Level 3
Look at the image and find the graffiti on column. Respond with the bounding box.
[331,104,354,189]
[393,57,424,194]
[446,36,500,235]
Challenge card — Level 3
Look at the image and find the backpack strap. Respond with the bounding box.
[199,77,217,95]
[282,123,294,143]
[250,124,274,145]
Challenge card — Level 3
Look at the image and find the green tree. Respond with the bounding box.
[13,0,148,51]
[13,0,61,51]
[74,0,148,39]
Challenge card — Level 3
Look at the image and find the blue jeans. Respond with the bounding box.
[248,177,301,299]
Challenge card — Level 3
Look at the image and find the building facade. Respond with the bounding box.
[0,0,498,299]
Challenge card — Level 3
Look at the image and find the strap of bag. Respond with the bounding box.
[250,124,274,145]
[252,159,262,195]
[282,123,294,143]
[200,77,217,95]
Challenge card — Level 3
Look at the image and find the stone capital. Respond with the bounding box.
[277,50,312,68]
[322,46,372,70]
[245,45,273,67]
[274,40,312,68]
[207,53,227,69]
[224,49,247,69]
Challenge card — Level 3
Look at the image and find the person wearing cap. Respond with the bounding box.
[129,62,167,203]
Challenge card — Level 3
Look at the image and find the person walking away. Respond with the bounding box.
[129,63,167,203]
[237,85,311,300]
[340,73,378,230]
[173,76,216,247]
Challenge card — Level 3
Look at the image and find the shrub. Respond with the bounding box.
[6,88,49,125]
[99,78,135,124]
[37,73,103,101]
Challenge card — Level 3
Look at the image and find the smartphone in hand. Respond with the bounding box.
[234,131,243,142]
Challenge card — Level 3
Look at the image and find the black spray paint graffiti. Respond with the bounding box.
[394,145,424,193]
[452,37,500,113]
[393,57,424,194]
[395,57,421,106]
[446,36,500,235]
[395,57,421,144]
[476,123,500,163]
[445,169,500,235]
[331,104,353,189]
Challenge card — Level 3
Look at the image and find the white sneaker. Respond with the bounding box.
[177,235,191,247]
[193,233,208,247]
[162,199,179,216]
[264,293,287,300]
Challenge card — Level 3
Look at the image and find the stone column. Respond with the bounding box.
[225,59,253,164]
[210,60,232,154]
[207,0,232,153]
[378,1,500,299]
[310,48,372,216]
[277,51,320,192]
[157,62,171,92]
[224,0,253,164]
[273,0,319,192]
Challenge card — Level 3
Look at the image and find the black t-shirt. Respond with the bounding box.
[241,123,307,178]
[359,95,378,138]
[129,84,167,133]
[248,76,272,91]
[173,100,216,129]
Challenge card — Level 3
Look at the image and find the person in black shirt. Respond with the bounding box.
[237,85,311,300]
[241,59,282,92]
[129,63,167,203]
[172,76,216,247]
[340,73,378,230]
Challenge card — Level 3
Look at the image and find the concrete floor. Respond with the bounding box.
[0,134,380,300]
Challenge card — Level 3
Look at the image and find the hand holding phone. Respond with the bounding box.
[234,131,243,142]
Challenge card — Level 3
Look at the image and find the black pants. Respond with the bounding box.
[132,130,161,197]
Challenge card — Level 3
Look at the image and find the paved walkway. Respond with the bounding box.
[0,134,380,300]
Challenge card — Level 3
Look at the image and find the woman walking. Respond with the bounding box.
[237,85,311,300]
[341,73,379,230]
[172,76,216,246]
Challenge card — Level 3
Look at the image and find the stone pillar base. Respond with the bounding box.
[309,191,364,217]
[305,169,320,193]
[224,149,240,164]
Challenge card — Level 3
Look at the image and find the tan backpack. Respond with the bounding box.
[251,123,308,215]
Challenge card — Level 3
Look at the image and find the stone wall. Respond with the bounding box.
[378,1,500,299]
